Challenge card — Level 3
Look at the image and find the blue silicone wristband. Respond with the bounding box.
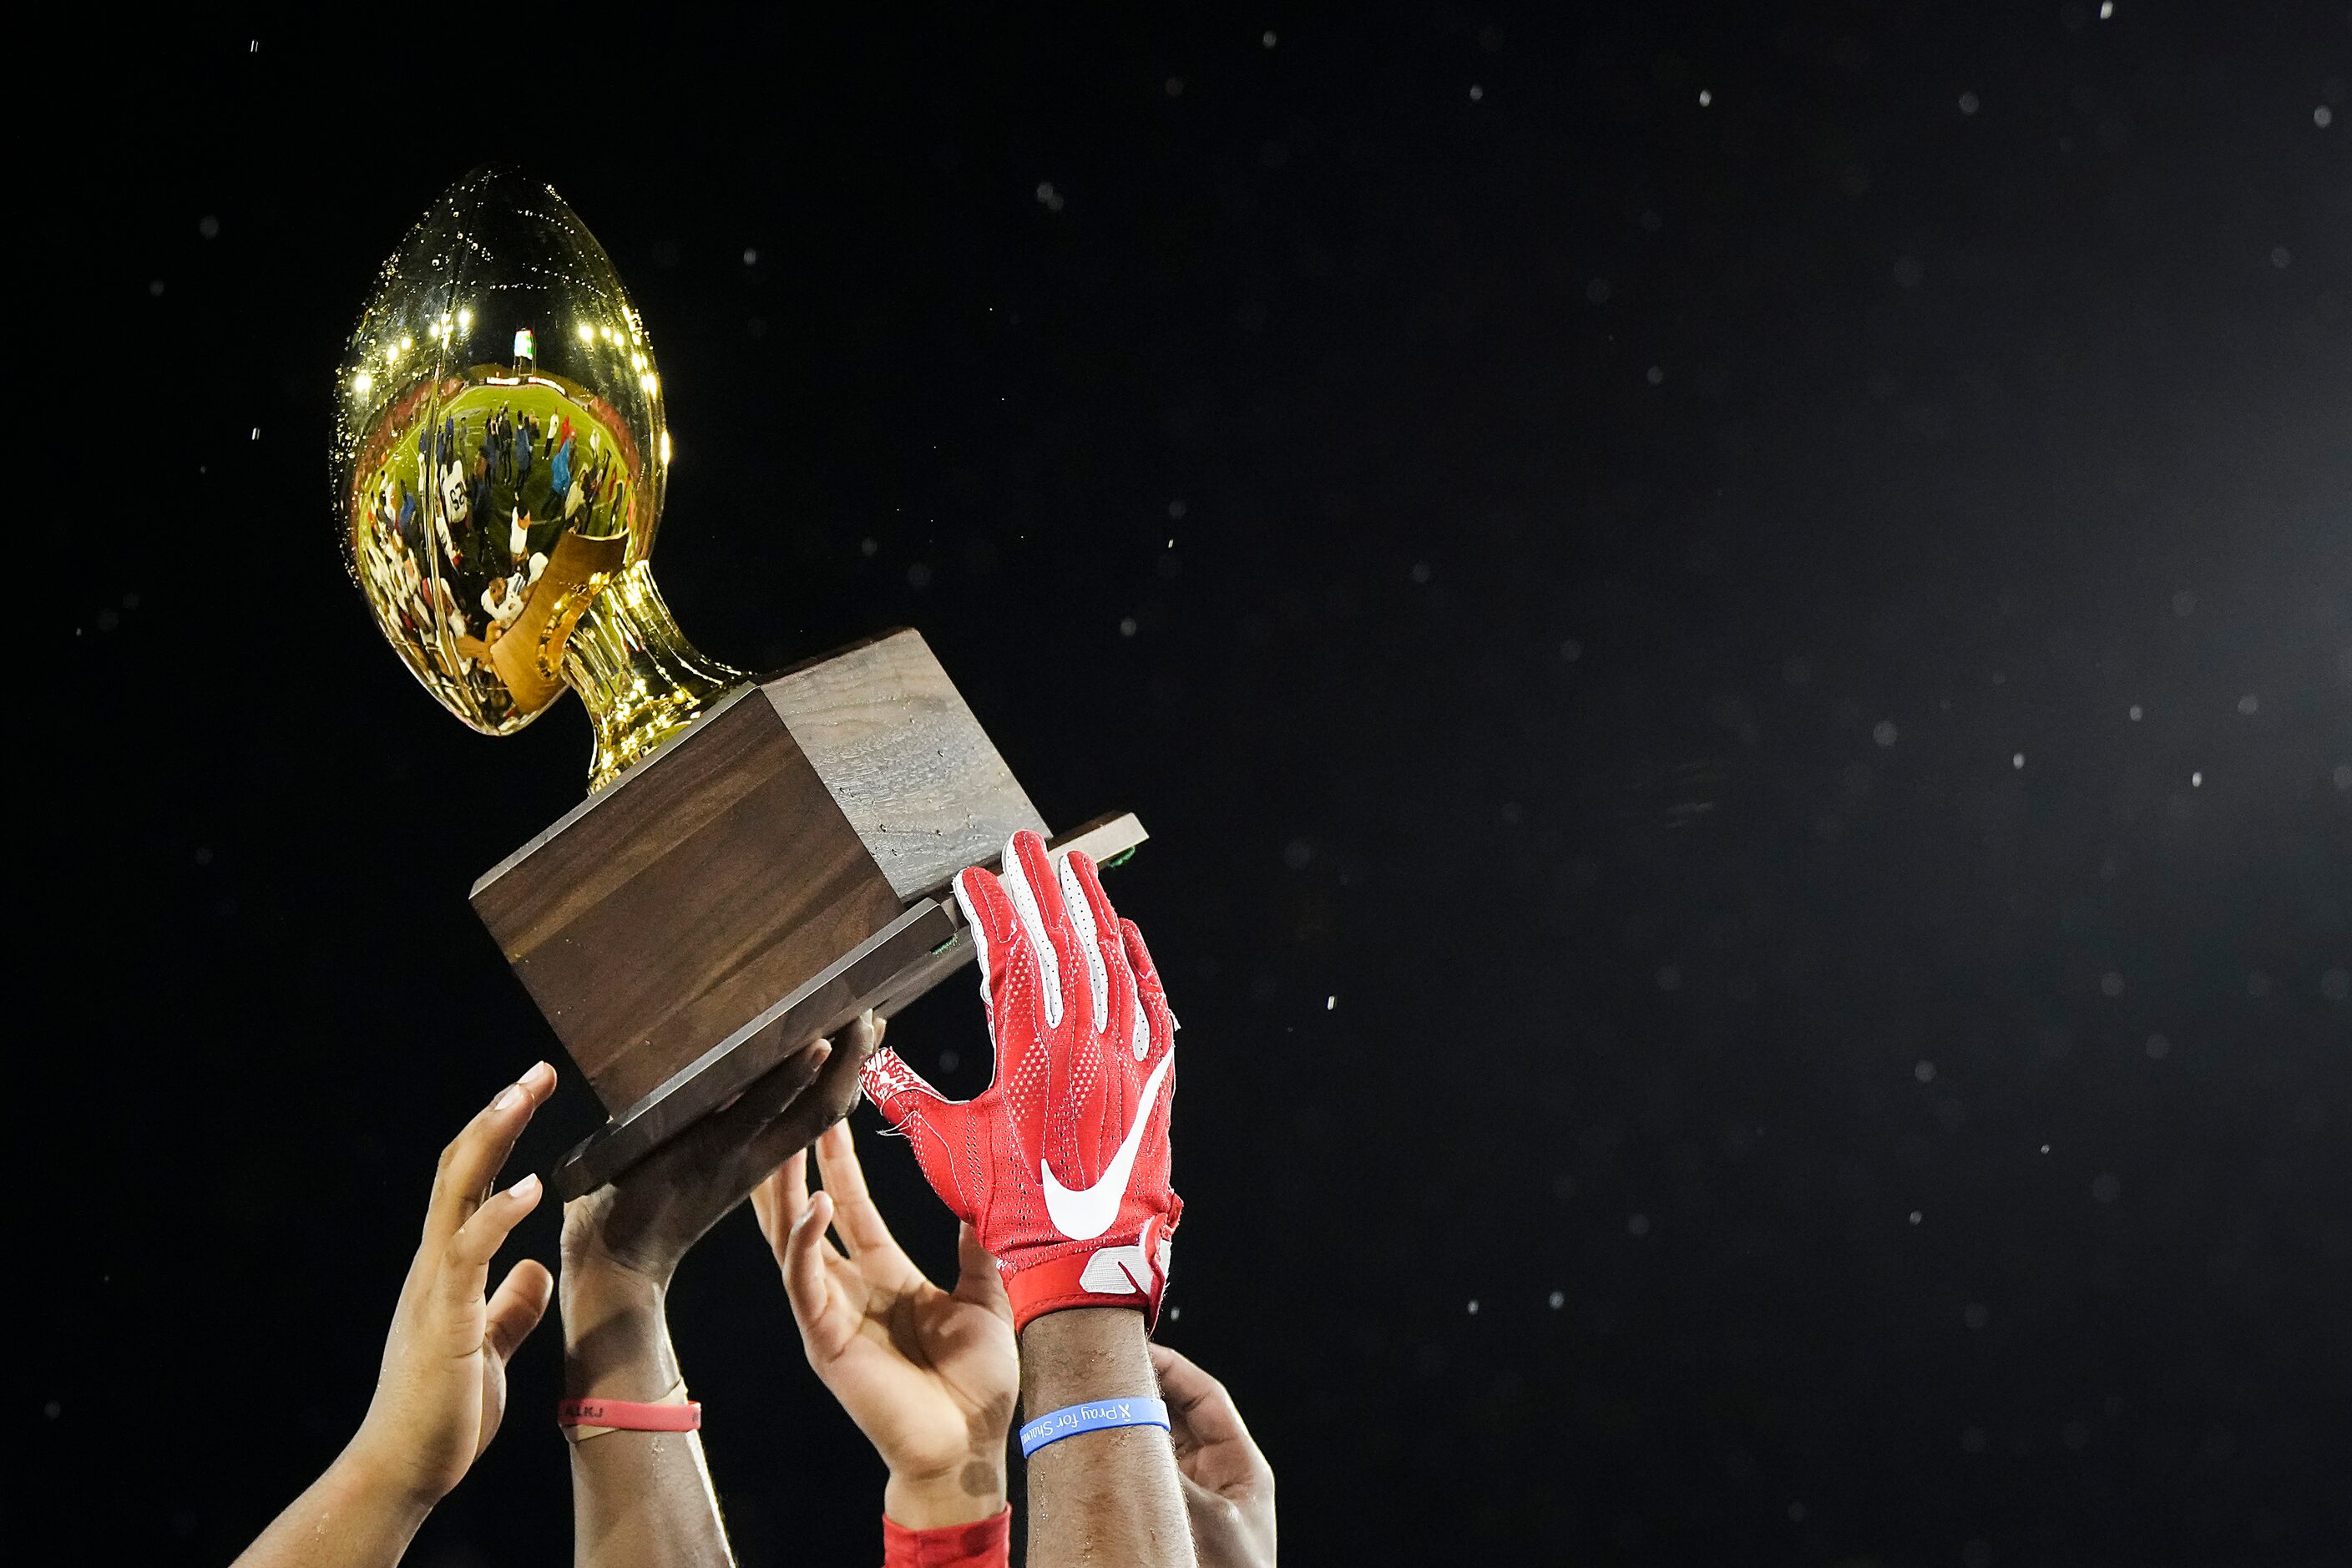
[1018,1396,1171,1458]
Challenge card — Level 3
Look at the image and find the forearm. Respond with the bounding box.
[564,1267,733,1568]
[1019,1309,1196,1568]
[230,1446,432,1568]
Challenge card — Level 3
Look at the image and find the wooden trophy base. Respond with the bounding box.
[466,628,1145,1199]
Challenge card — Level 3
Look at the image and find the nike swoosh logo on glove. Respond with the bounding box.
[1040,1050,1174,1241]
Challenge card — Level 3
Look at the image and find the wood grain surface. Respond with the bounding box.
[765,628,1049,898]
[550,899,959,1198]
[471,686,901,1113]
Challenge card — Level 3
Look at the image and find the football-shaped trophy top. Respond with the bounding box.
[331,166,737,789]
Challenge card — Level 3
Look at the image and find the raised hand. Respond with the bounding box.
[563,1015,873,1289]
[351,1059,558,1506]
[234,1062,558,1568]
[1151,1345,1277,1568]
[860,831,1181,1331]
[751,1111,1019,1529]
[559,1019,878,1568]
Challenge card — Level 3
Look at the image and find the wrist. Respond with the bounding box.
[329,1430,444,1526]
[1019,1306,1156,1409]
[561,1250,666,1319]
[559,1223,675,1300]
[560,1262,677,1401]
[883,1456,1008,1530]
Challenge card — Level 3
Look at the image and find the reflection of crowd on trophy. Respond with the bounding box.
[354,395,635,682]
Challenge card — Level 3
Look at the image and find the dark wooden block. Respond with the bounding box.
[471,629,1047,1116]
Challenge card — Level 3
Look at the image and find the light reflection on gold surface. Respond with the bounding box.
[331,168,743,790]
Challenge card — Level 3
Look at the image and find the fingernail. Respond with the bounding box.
[493,1085,523,1111]
[524,1060,554,1090]
[508,1172,541,1201]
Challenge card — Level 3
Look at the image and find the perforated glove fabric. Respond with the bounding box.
[862,831,1181,1331]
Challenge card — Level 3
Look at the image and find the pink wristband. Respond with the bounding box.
[557,1397,702,1434]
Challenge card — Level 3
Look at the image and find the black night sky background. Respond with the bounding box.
[21,6,2352,1565]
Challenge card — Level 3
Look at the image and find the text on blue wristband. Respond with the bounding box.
[1018,1396,1172,1458]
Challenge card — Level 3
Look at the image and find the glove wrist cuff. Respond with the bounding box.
[1006,1244,1166,1334]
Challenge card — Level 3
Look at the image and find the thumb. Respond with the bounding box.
[860,1045,951,1132]
[784,1191,852,1361]
[951,1222,1013,1321]
[861,1050,980,1226]
[483,1258,554,1363]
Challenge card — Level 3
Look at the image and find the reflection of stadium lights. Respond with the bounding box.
[660,431,672,464]
[640,372,658,393]
[577,322,594,342]
[354,372,374,396]
[600,324,615,341]
[459,308,473,331]
[400,335,412,352]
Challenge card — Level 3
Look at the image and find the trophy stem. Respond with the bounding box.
[562,560,746,792]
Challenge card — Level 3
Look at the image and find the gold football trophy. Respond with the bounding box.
[333,169,1142,1196]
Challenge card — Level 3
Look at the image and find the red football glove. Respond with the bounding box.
[861,830,1181,1333]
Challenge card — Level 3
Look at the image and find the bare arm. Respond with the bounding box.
[1021,1309,1198,1568]
[230,1451,434,1568]
[1151,1344,1277,1568]
[562,1264,728,1566]
[561,1019,876,1568]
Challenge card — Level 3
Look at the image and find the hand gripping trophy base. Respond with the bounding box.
[467,617,1147,1199]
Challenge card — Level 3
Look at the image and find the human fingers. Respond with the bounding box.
[1150,1343,1260,1458]
[706,1039,827,1151]
[426,1061,555,1246]
[783,1189,852,1358]
[483,1258,554,1362]
[741,1025,867,1176]
[748,1150,809,1261]
[812,1120,897,1258]
[950,1222,1014,1321]
[438,1171,544,1318]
